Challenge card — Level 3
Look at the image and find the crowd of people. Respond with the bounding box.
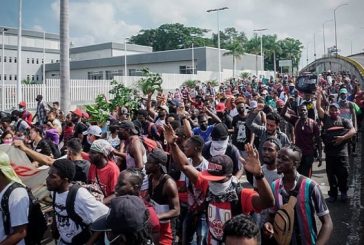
[0,71,362,245]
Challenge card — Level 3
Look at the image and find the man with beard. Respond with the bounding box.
[263,145,333,245]
[281,103,322,177]
[47,159,108,245]
[164,123,274,245]
[145,149,180,245]
[316,88,356,202]
[88,139,120,202]
[246,105,290,157]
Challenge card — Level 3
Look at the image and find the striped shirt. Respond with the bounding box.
[271,174,329,245]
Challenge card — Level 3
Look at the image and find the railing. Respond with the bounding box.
[0,70,274,111]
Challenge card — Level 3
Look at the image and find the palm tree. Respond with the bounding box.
[244,34,261,75]
[60,0,70,112]
[224,40,245,78]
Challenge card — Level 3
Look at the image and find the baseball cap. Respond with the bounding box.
[0,151,24,185]
[148,148,168,173]
[215,103,226,113]
[83,125,102,137]
[249,100,258,109]
[82,111,90,119]
[339,88,348,94]
[118,121,138,135]
[120,107,129,115]
[200,155,234,181]
[91,195,148,234]
[19,101,26,107]
[211,123,228,140]
[329,103,340,109]
[70,108,83,118]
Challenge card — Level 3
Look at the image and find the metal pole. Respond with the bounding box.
[306,43,309,65]
[260,34,263,72]
[124,39,127,83]
[217,11,221,84]
[60,0,70,113]
[314,33,316,60]
[323,23,326,56]
[191,43,195,78]
[334,3,349,56]
[42,31,46,96]
[207,7,228,84]
[17,0,22,103]
[273,50,276,80]
[1,29,6,111]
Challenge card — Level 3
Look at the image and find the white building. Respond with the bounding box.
[0,26,60,84]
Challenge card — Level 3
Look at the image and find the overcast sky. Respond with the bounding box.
[1,0,363,69]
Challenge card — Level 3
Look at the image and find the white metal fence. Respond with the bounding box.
[0,70,274,111]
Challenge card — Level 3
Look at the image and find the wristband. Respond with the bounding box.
[254,171,265,180]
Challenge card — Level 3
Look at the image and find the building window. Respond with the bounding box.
[4,75,6,81]
[87,71,104,80]
[105,70,123,80]
[179,65,195,74]
[36,58,39,64]
[4,56,6,62]
[129,69,143,76]
[27,75,30,81]
[14,57,17,63]
[9,75,12,80]
[9,57,12,63]
[14,75,17,81]
[56,60,59,63]
[27,58,30,64]
[32,75,34,81]
[32,58,34,64]
[36,75,39,81]
[51,59,54,63]
[42,58,44,64]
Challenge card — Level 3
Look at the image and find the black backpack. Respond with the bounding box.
[52,184,91,244]
[1,182,47,245]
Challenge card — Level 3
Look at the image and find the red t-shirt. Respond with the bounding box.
[88,161,120,197]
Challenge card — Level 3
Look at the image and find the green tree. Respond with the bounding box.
[277,38,303,71]
[223,39,245,78]
[244,34,261,73]
[212,27,247,49]
[130,23,211,51]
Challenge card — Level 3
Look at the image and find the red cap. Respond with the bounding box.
[70,108,83,118]
[82,111,90,119]
[215,103,226,113]
[19,101,26,107]
[276,99,285,107]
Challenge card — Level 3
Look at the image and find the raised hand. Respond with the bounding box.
[163,123,178,145]
[241,143,262,176]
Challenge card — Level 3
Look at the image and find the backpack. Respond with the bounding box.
[273,175,303,245]
[52,184,92,244]
[140,135,163,153]
[1,182,47,245]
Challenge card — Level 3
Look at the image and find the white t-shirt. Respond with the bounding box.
[253,165,282,188]
[0,182,29,245]
[53,187,109,244]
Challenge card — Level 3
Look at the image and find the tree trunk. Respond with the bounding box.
[60,0,70,112]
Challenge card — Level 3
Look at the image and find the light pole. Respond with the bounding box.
[124,38,129,84]
[191,43,195,78]
[334,3,349,55]
[207,7,228,84]
[253,28,268,75]
[306,42,310,66]
[17,0,22,103]
[313,32,316,61]
[322,19,332,56]
[1,27,8,111]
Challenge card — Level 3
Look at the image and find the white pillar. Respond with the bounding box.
[17,0,22,103]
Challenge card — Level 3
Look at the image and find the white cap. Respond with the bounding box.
[83,125,102,137]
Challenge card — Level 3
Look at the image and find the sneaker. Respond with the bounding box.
[327,196,337,203]
[340,193,348,202]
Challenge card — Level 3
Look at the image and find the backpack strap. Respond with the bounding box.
[1,182,25,235]
[65,184,86,229]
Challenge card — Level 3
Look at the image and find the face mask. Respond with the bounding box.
[2,139,13,145]
[209,178,232,196]
[87,135,93,145]
[19,108,24,113]
[339,95,347,101]
[210,138,229,156]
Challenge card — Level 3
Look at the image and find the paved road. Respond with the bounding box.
[310,126,363,245]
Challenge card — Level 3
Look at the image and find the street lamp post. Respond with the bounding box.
[207,7,228,84]
[17,0,22,103]
[191,43,195,78]
[124,38,129,84]
[253,28,268,75]
[314,32,316,61]
[322,19,332,56]
[1,27,8,111]
[334,3,349,55]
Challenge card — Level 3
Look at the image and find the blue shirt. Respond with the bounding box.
[193,125,214,142]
